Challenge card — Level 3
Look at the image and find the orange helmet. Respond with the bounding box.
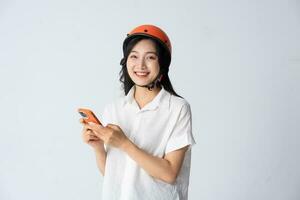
[122,24,172,67]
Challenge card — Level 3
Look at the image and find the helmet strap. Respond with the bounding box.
[135,73,163,91]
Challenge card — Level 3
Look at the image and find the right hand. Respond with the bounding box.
[79,118,104,149]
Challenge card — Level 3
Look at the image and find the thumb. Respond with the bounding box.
[107,124,118,130]
[88,122,103,128]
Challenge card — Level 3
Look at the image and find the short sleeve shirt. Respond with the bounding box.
[101,86,196,200]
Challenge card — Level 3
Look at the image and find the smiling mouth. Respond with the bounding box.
[134,71,150,77]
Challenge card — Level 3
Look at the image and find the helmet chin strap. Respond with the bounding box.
[135,74,163,91]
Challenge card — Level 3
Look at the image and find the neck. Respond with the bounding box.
[134,85,161,109]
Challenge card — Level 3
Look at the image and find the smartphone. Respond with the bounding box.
[78,108,102,125]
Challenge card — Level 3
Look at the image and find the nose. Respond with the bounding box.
[136,57,146,69]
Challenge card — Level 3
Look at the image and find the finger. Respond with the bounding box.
[83,130,94,138]
[82,130,91,138]
[87,130,97,137]
[106,124,114,128]
[83,131,98,142]
[85,123,106,138]
[88,135,100,141]
[107,124,119,131]
[106,124,115,130]
[82,125,90,132]
[88,122,104,129]
[82,133,91,143]
[88,138,100,143]
[83,123,93,131]
[79,118,86,124]
[89,135,99,139]
[92,129,105,140]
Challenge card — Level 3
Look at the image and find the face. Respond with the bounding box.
[126,39,160,87]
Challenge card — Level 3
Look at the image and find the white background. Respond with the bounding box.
[0,0,299,199]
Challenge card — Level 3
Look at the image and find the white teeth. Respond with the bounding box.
[135,72,148,76]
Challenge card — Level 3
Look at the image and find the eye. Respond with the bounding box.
[147,55,157,60]
[129,54,137,59]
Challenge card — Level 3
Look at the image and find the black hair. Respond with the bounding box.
[119,35,181,98]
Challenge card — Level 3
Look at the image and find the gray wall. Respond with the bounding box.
[0,0,299,199]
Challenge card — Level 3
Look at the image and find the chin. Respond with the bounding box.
[134,81,151,86]
[132,79,152,86]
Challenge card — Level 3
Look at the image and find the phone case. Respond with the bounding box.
[78,108,101,125]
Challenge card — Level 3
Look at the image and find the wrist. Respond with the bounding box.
[94,143,105,153]
[120,138,132,152]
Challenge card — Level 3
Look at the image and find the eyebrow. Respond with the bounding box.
[130,50,157,55]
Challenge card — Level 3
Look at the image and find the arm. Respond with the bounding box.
[80,118,107,176]
[94,144,107,176]
[84,122,189,183]
[121,140,189,184]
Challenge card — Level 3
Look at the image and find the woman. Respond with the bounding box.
[80,24,196,200]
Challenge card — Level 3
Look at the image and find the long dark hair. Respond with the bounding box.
[119,35,181,98]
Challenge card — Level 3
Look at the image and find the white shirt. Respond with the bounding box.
[101,86,196,200]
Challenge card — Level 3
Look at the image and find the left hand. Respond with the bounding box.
[84,123,129,149]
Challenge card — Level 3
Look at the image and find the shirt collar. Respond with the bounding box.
[123,86,170,111]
